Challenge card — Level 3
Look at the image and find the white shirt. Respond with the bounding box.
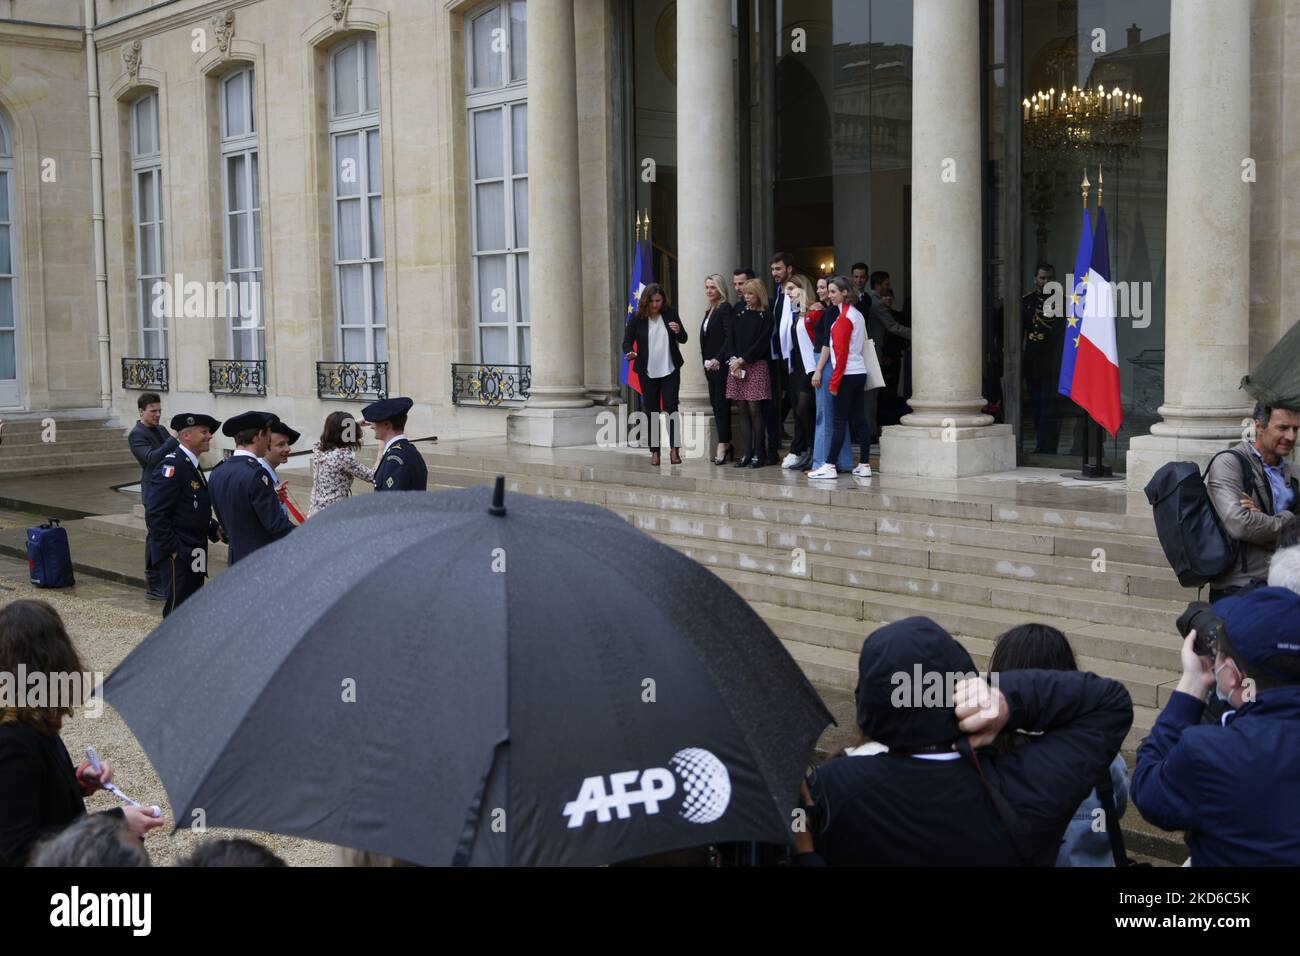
[645,316,674,379]
[778,295,795,365]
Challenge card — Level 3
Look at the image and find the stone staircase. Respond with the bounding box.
[0,413,138,478]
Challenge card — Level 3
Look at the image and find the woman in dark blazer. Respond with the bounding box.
[622,283,688,466]
[0,600,162,866]
[723,278,775,468]
[699,273,734,464]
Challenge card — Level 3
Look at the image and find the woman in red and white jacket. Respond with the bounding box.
[807,277,874,479]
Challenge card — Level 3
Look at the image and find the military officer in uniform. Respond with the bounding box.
[208,410,295,564]
[1022,261,1065,454]
[145,412,224,618]
[361,396,428,491]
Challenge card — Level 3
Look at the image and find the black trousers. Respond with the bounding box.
[827,374,871,466]
[160,549,207,618]
[787,348,814,457]
[705,368,732,444]
[763,357,790,449]
[641,369,681,451]
[144,529,163,594]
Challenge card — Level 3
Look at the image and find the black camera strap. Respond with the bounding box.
[1095,771,1129,867]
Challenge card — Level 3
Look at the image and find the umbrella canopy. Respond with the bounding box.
[1241,318,1300,408]
[104,482,833,865]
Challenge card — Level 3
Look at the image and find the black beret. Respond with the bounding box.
[170,413,221,432]
[360,396,414,423]
[270,421,301,445]
[221,410,278,437]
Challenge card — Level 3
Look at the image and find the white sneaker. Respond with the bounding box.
[807,464,838,479]
[852,463,872,477]
[781,453,801,469]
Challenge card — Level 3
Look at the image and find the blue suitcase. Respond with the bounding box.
[27,518,75,588]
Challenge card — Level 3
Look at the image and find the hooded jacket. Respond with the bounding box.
[798,618,1133,866]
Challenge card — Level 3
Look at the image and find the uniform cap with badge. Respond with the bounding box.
[221,410,278,438]
[170,413,221,433]
[360,396,413,424]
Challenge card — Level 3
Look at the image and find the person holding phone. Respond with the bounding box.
[623,283,688,466]
[723,279,774,468]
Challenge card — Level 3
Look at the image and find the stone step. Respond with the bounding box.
[0,417,125,434]
[639,519,1183,633]
[411,463,1177,573]
[0,449,140,476]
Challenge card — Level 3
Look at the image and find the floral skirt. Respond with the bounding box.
[725,358,771,401]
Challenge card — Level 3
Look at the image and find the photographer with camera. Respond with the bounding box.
[1131,587,1300,866]
[1204,403,1299,601]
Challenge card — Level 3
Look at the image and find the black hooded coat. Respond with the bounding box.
[799,618,1133,866]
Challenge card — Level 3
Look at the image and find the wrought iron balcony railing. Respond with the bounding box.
[121,357,169,392]
[316,361,388,401]
[451,363,531,407]
[209,359,267,396]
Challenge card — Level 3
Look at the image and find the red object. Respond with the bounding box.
[278,486,306,524]
[627,342,641,396]
[829,303,852,394]
[1071,335,1123,437]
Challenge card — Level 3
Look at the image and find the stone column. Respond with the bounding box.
[1126,0,1251,487]
[674,0,738,456]
[507,0,600,446]
[879,0,1015,477]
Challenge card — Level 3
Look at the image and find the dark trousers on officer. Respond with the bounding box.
[144,530,163,595]
[159,550,206,618]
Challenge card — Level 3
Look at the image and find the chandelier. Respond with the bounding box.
[1022,83,1143,157]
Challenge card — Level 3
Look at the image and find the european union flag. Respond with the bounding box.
[620,237,651,395]
[1058,208,1092,398]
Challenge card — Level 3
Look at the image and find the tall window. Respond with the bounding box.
[219,67,264,360]
[131,93,166,359]
[0,113,18,405]
[466,1,528,366]
[329,35,385,362]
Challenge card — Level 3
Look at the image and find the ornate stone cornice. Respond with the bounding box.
[211,10,235,55]
[122,39,142,80]
[331,0,353,24]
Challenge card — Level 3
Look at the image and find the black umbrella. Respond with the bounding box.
[104,480,833,865]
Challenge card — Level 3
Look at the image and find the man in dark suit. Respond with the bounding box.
[128,391,177,600]
[764,253,795,464]
[145,413,223,617]
[362,396,428,491]
[207,411,295,565]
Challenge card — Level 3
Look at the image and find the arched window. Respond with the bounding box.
[465,0,527,366]
[0,112,18,406]
[328,35,384,363]
[219,66,263,359]
[131,93,166,359]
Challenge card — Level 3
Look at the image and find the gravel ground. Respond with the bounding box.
[0,550,336,867]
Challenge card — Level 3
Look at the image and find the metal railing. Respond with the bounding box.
[121,357,169,392]
[208,359,267,396]
[316,361,388,401]
[450,363,531,406]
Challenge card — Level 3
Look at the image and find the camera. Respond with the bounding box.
[1176,602,1226,657]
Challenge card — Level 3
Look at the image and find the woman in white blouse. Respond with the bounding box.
[622,283,689,466]
[308,411,376,516]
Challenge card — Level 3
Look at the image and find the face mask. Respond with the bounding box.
[1213,658,1238,706]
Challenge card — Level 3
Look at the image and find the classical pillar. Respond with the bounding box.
[879,0,1015,477]
[508,0,600,446]
[1126,0,1251,487]
[675,0,738,456]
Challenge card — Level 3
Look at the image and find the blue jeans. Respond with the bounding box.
[812,368,853,471]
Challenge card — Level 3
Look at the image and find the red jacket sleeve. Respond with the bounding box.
[829,309,851,394]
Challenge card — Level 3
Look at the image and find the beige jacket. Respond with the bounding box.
[1206,441,1299,590]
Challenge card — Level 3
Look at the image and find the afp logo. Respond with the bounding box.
[563,747,732,828]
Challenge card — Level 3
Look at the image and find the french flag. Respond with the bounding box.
[1069,207,1123,437]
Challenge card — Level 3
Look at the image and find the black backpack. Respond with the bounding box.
[1144,450,1254,588]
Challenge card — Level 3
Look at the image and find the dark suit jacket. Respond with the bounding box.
[0,723,91,866]
[144,448,221,566]
[128,422,178,508]
[622,309,688,379]
[699,303,731,369]
[207,453,294,564]
[769,285,788,359]
[723,307,774,366]
[374,437,429,492]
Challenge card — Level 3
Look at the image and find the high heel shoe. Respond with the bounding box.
[712,446,733,466]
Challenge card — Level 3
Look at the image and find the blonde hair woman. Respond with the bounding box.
[782,274,821,470]
[722,278,774,468]
[808,276,876,479]
[700,273,736,464]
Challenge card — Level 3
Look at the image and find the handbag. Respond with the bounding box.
[863,338,887,391]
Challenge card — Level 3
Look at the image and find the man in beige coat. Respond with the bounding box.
[1206,403,1300,600]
